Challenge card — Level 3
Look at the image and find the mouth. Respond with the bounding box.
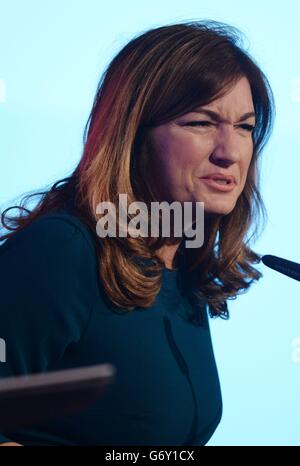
[199,177,236,192]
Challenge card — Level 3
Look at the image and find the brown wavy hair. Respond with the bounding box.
[0,19,275,318]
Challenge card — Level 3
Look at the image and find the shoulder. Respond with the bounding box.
[0,210,100,373]
[0,208,100,315]
[1,209,96,259]
[0,210,100,295]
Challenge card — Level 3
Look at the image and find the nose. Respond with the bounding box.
[209,126,241,168]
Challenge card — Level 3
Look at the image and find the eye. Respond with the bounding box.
[184,121,256,132]
[238,124,256,132]
[185,121,214,127]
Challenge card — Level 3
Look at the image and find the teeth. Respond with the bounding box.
[213,179,228,185]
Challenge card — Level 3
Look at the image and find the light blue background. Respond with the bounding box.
[1,0,300,446]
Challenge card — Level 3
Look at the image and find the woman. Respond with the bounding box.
[0,19,275,445]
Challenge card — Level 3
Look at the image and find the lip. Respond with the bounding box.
[201,173,237,184]
[199,177,236,192]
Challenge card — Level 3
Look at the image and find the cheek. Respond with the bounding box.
[240,152,253,186]
[161,141,198,176]
[246,149,254,171]
[151,126,210,183]
[168,136,208,169]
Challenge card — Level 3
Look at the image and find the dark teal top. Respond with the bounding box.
[0,207,222,445]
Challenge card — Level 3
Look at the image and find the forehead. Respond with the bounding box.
[193,77,255,122]
[201,77,254,111]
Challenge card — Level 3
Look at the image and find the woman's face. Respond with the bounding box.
[147,76,255,215]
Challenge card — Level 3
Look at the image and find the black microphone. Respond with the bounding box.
[261,254,300,282]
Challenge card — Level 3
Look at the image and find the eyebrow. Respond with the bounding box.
[193,107,256,123]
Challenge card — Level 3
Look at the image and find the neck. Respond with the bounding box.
[155,212,218,269]
[155,242,181,270]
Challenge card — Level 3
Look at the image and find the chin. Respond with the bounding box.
[204,202,236,216]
